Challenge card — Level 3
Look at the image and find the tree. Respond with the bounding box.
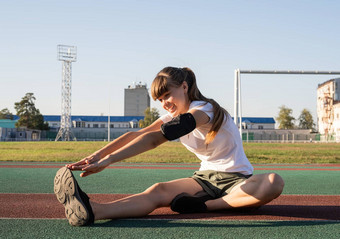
[14,93,49,130]
[139,107,160,128]
[276,105,295,129]
[0,108,13,120]
[298,108,315,130]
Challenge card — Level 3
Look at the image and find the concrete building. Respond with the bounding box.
[124,82,150,116]
[317,78,340,141]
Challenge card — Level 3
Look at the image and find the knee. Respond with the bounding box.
[267,173,284,197]
[145,182,167,194]
[143,182,169,204]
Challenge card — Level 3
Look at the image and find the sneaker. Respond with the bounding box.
[54,167,94,226]
[170,191,213,214]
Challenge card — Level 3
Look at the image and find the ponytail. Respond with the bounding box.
[151,67,229,144]
[182,68,228,144]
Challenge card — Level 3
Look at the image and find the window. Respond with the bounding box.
[93,124,98,128]
[258,125,264,129]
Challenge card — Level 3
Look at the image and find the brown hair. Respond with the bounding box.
[151,66,228,144]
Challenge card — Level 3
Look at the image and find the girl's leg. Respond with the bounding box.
[91,177,203,220]
[206,173,284,211]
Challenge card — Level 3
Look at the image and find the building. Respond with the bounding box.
[231,117,318,142]
[1,115,319,142]
[45,115,143,129]
[0,119,41,141]
[317,78,340,141]
[124,82,150,116]
[234,117,276,130]
[0,115,144,141]
[46,115,144,140]
[241,129,315,142]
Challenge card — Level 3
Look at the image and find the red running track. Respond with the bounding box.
[1,193,339,221]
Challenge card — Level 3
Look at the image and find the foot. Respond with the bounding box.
[170,192,213,214]
[54,167,94,226]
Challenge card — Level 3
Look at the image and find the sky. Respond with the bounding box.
[1,0,340,124]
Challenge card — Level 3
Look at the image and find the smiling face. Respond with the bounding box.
[151,67,194,117]
[157,82,190,117]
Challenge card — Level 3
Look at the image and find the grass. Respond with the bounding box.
[244,143,340,164]
[0,141,339,164]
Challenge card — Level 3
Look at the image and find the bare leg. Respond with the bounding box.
[91,177,203,220]
[206,173,284,210]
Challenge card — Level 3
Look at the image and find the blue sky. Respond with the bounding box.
[1,0,340,123]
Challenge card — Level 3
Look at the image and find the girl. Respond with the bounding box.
[54,66,284,226]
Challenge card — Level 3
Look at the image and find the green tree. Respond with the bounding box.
[139,107,160,128]
[298,108,315,130]
[276,105,295,129]
[14,93,49,130]
[0,108,14,120]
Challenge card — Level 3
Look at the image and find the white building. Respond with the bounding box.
[45,115,144,140]
[317,78,340,142]
[45,115,143,129]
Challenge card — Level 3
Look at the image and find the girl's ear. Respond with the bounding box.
[182,81,189,93]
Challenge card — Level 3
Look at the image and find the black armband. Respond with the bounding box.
[160,113,196,140]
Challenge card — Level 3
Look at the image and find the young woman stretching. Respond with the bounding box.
[54,66,284,226]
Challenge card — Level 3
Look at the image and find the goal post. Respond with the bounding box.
[234,69,340,137]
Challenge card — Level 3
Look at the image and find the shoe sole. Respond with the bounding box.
[54,167,89,226]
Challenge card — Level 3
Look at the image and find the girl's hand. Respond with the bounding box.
[78,157,111,177]
[66,153,101,171]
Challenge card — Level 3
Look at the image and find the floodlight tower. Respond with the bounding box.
[55,45,77,141]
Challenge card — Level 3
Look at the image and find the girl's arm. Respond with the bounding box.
[67,118,164,169]
[71,110,210,177]
[77,130,167,177]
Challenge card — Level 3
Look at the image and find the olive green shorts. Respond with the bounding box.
[191,170,252,198]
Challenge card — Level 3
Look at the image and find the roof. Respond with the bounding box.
[0,119,17,128]
[317,78,340,89]
[43,115,144,122]
[231,117,275,124]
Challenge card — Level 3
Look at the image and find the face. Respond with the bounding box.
[157,82,190,117]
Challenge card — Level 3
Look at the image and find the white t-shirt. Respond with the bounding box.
[159,101,254,175]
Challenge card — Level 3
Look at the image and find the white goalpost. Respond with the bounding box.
[234,69,340,137]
